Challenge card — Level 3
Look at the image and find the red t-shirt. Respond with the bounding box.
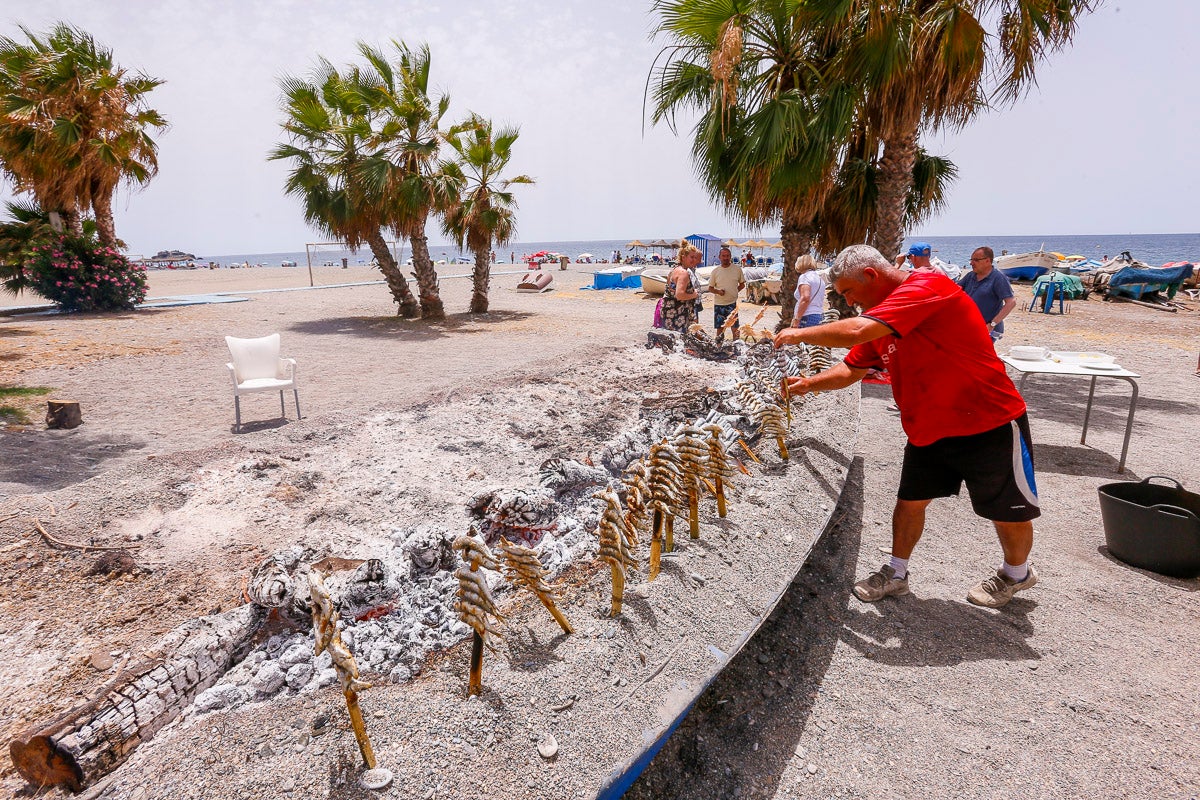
[844,270,1026,446]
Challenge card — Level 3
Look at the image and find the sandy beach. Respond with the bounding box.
[1,264,1198,799]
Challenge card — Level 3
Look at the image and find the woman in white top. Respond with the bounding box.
[789,254,825,328]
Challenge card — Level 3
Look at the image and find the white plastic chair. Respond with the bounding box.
[224,333,300,432]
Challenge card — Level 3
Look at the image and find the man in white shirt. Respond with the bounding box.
[707,247,745,341]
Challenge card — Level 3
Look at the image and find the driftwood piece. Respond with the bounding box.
[9,604,265,792]
[46,400,82,429]
[34,520,141,552]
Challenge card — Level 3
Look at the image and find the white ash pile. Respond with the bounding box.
[193,337,815,717]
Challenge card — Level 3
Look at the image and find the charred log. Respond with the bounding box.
[9,604,265,792]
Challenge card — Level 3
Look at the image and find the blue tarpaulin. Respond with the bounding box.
[1109,263,1193,288]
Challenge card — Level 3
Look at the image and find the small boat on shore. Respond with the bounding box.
[640,266,713,295]
[995,249,1059,281]
[517,271,554,293]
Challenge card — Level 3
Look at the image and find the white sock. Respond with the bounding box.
[889,555,909,580]
[1001,561,1028,581]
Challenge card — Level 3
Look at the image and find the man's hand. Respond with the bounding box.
[785,375,815,396]
[773,327,804,348]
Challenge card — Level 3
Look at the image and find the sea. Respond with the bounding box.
[203,233,1199,269]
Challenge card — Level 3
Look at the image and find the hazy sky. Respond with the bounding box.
[2,1,1196,256]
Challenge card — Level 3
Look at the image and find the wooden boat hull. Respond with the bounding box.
[995,251,1059,282]
[517,272,554,293]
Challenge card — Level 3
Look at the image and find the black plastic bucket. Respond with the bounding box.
[1097,476,1200,579]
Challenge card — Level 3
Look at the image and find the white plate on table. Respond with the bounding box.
[1080,362,1123,371]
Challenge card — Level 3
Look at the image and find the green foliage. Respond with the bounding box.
[0,385,52,426]
[24,234,147,312]
[0,22,166,243]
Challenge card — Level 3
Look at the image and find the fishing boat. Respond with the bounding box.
[640,267,712,295]
[995,249,1059,281]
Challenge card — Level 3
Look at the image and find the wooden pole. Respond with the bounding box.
[715,477,727,518]
[777,436,789,461]
[610,565,624,616]
[537,593,574,634]
[468,631,485,696]
[649,509,663,581]
[664,514,675,553]
[688,488,699,538]
[344,689,377,769]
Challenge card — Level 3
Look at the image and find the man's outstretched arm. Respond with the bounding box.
[774,316,893,349]
[785,362,868,397]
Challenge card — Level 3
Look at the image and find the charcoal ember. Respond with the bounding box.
[539,458,611,495]
[399,526,457,577]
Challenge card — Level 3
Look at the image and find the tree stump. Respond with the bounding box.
[45,400,82,430]
[8,604,265,792]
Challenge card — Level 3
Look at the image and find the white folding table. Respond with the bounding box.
[1000,354,1140,473]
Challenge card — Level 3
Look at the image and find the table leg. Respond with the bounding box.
[1081,376,1097,444]
[1117,377,1139,473]
[1019,373,1030,393]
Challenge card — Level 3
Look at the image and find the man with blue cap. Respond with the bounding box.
[899,241,933,270]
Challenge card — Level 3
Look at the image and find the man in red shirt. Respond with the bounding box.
[774,244,1039,608]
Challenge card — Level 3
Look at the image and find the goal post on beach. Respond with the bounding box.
[304,241,402,287]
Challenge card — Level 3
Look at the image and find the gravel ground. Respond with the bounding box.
[3,273,1197,799]
[629,292,1200,800]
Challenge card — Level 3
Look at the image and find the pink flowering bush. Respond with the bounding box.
[25,235,147,312]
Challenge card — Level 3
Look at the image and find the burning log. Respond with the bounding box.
[308,570,375,769]
[9,604,265,792]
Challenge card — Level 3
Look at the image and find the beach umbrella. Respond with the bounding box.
[627,240,646,249]
[722,239,739,247]
[767,241,783,249]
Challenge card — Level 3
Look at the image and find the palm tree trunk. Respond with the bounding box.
[92,190,118,247]
[871,127,919,262]
[366,230,419,318]
[776,215,815,331]
[61,207,84,238]
[469,246,490,313]
[407,229,445,320]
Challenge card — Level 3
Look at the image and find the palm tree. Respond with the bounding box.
[442,115,533,313]
[0,23,166,246]
[356,42,458,320]
[271,59,420,317]
[817,0,1095,259]
[0,199,55,295]
[651,0,859,326]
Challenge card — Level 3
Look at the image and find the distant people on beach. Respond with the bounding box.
[707,246,744,341]
[958,246,1016,342]
[774,244,1040,610]
[789,254,825,328]
[660,241,702,333]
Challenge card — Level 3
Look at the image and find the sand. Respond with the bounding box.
[1,264,1198,799]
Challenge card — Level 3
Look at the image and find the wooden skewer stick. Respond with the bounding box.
[649,509,663,581]
[468,630,485,696]
[688,488,700,539]
[737,439,761,464]
[777,436,789,461]
[664,514,675,553]
[537,592,574,634]
[610,565,625,616]
[344,688,377,769]
[715,476,727,518]
[781,377,792,425]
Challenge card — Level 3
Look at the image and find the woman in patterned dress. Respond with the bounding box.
[661,241,702,333]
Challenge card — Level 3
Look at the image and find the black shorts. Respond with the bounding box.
[898,414,1040,522]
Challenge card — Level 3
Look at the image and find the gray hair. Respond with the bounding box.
[831,244,891,283]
